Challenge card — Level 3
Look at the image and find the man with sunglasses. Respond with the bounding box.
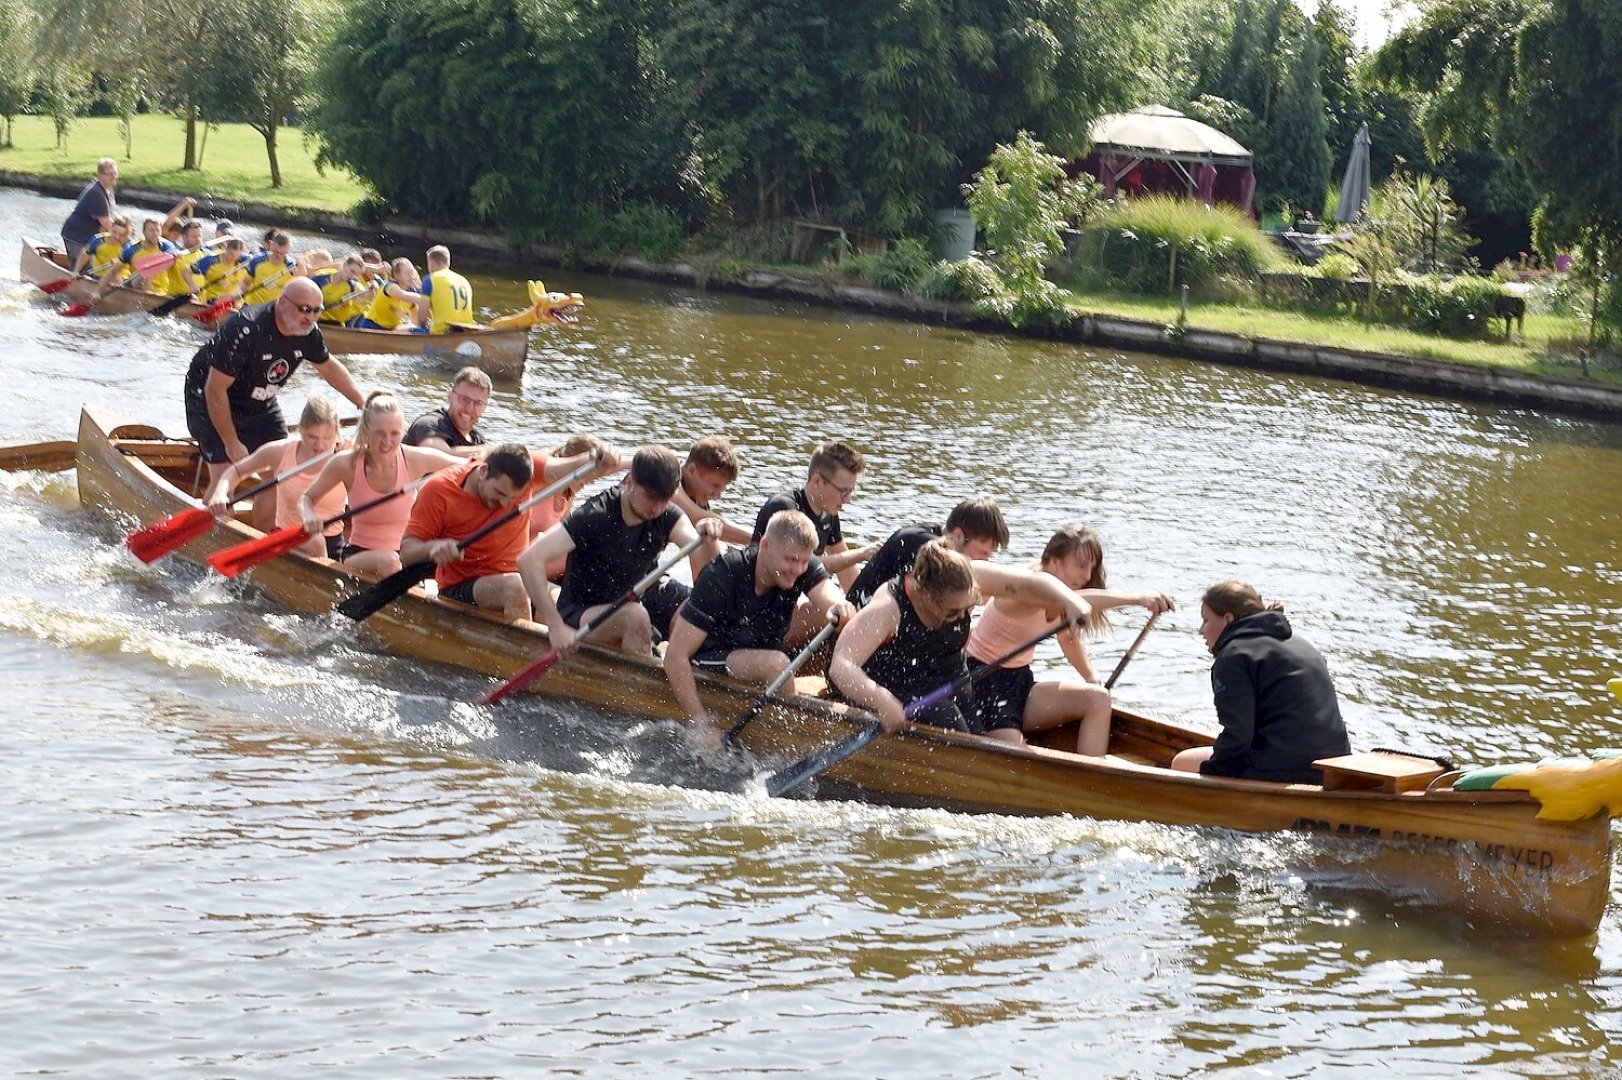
[184,278,367,519]
[751,440,878,592]
[405,366,492,452]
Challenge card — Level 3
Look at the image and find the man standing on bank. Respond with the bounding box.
[184,278,367,528]
[61,158,118,266]
[663,509,852,742]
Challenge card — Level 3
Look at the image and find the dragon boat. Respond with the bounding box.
[20,238,556,380]
[66,404,1622,937]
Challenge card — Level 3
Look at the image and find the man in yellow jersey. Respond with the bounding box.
[171,218,213,287]
[421,244,475,334]
[240,229,296,304]
[119,217,200,297]
[160,196,198,244]
[69,214,133,278]
[313,253,375,325]
[353,257,426,333]
[193,238,249,301]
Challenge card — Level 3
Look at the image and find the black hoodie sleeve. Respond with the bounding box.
[1201,651,1257,777]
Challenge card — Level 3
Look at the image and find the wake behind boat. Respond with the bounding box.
[20,237,533,379]
[63,404,1621,937]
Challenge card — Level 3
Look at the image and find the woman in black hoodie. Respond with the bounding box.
[1171,581,1350,783]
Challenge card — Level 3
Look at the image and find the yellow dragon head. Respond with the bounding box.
[490,280,586,330]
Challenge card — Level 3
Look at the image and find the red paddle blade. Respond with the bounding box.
[132,251,176,276]
[206,524,310,578]
[479,649,563,705]
[39,278,75,295]
[60,302,93,317]
[124,507,215,563]
[193,297,236,324]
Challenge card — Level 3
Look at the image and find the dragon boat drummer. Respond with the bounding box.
[1170,581,1350,783]
[828,540,1092,733]
[520,445,724,659]
[401,441,620,620]
[662,509,852,744]
[184,278,368,525]
[60,157,118,265]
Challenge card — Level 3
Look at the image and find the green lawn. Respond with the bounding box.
[1065,288,1621,386]
[0,114,367,212]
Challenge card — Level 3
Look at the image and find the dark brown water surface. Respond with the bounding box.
[3,187,1621,1076]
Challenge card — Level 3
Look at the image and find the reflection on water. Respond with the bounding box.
[3,185,1622,1075]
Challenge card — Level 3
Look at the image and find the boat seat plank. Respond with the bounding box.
[792,675,829,699]
[1315,752,1447,793]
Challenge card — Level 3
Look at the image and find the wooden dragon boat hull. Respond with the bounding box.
[73,405,1616,937]
[22,239,528,379]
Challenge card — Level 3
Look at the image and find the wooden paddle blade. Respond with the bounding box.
[124,507,215,563]
[60,302,93,317]
[39,278,75,295]
[206,524,310,578]
[765,720,884,798]
[0,440,77,472]
[335,561,436,621]
[478,649,562,706]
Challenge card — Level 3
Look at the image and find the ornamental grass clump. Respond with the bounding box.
[1079,195,1281,295]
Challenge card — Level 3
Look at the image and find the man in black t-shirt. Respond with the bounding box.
[521,445,723,658]
[847,496,1010,608]
[751,439,878,590]
[183,278,366,528]
[663,509,851,740]
[61,158,118,264]
[404,366,491,452]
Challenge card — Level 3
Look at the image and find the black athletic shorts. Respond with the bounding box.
[968,660,1035,733]
[324,534,344,561]
[186,399,287,465]
[441,579,480,606]
[559,578,690,641]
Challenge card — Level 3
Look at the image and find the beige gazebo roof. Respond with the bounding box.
[1088,105,1252,166]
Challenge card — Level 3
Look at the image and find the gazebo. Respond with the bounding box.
[1079,105,1255,215]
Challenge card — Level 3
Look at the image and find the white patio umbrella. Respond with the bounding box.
[1334,122,1372,223]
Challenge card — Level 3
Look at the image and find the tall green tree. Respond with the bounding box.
[0,1,39,147]
[1262,29,1330,216]
[311,0,687,232]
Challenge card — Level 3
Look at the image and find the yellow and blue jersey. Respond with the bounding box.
[241,251,296,304]
[193,253,248,302]
[422,268,474,333]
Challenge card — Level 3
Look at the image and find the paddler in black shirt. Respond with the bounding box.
[662,509,853,741]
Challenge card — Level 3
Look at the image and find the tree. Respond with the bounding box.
[0,1,39,147]
[189,0,327,187]
[962,131,1096,326]
[1259,30,1330,216]
[311,0,688,233]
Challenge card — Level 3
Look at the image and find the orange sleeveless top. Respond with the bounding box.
[275,441,345,536]
[346,448,415,552]
[966,597,1051,669]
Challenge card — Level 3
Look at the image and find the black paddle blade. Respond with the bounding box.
[764,720,884,798]
[336,561,435,621]
[151,293,194,317]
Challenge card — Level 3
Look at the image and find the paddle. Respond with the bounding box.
[191,295,239,325]
[39,277,76,295]
[0,439,77,472]
[725,618,839,744]
[131,236,228,278]
[764,719,885,798]
[1103,610,1161,690]
[336,458,599,623]
[151,292,199,318]
[124,448,337,564]
[207,474,432,578]
[480,533,708,705]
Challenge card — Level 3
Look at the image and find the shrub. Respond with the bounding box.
[1313,252,1358,281]
[1078,195,1281,294]
[863,237,934,292]
[917,256,1005,302]
[1401,275,1503,339]
[570,202,687,262]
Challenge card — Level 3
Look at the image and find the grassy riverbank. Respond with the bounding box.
[1063,289,1618,385]
[0,115,366,211]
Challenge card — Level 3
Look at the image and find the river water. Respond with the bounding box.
[2,186,1621,1076]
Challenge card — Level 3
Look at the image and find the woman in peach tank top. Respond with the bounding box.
[966,526,1174,756]
[299,390,462,576]
[204,396,346,559]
